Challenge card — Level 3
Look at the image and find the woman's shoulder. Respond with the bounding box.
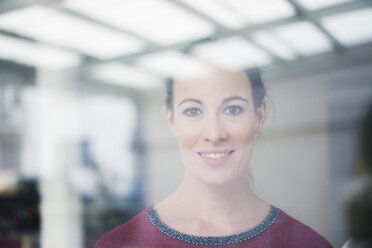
[270,208,333,247]
[93,205,333,248]
[93,205,155,248]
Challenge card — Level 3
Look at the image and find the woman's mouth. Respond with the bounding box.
[197,150,234,166]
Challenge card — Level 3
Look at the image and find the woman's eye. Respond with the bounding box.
[183,108,202,117]
[224,105,243,115]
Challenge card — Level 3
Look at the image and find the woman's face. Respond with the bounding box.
[166,71,266,185]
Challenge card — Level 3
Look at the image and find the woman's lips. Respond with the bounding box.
[197,150,234,166]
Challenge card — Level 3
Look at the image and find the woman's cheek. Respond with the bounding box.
[229,121,256,142]
[177,125,201,148]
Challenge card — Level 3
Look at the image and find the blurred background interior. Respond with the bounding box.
[0,0,371,247]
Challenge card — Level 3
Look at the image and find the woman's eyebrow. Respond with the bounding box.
[223,96,249,103]
[178,98,203,106]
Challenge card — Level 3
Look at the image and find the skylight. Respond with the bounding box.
[192,36,271,70]
[296,0,355,10]
[136,51,214,78]
[177,0,246,29]
[270,21,332,56]
[322,7,372,47]
[90,63,163,90]
[252,31,297,60]
[219,0,295,24]
[0,5,145,59]
[63,0,215,45]
[0,34,81,69]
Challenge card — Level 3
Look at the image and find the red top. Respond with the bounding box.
[94,205,333,248]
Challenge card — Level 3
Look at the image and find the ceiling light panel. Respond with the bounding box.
[136,51,213,78]
[322,7,372,47]
[0,5,145,59]
[219,0,295,24]
[63,0,215,45]
[0,34,81,69]
[90,63,163,90]
[177,0,246,29]
[192,36,271,70]
[270,21,332,56]
[296,0,355,10]
[252,31,297,60]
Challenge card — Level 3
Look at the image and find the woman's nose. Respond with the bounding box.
[202,115,228,143]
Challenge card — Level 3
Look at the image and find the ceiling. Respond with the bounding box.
[0,0,371,89]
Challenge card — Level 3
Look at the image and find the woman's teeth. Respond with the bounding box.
[201,152,229,159]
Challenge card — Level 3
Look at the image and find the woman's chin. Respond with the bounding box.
[184,158,247,186]
[193,173,237,186]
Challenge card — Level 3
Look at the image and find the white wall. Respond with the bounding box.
[252,75,331,240]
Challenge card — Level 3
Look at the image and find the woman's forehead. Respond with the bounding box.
[175,69,246,83]
[173,70,252,99]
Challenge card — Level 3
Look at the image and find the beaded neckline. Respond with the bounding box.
[146,206,280,246]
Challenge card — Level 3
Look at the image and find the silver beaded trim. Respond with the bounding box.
[146,206,280,246]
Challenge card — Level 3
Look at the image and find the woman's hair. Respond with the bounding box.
[165,67,266,112]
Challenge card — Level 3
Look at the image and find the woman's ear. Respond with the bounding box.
[165,105,177,137]
[255,101,267,134]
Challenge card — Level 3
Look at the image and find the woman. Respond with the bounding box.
[94,67,332,247]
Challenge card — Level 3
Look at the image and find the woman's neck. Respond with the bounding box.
[155,171,270,235]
